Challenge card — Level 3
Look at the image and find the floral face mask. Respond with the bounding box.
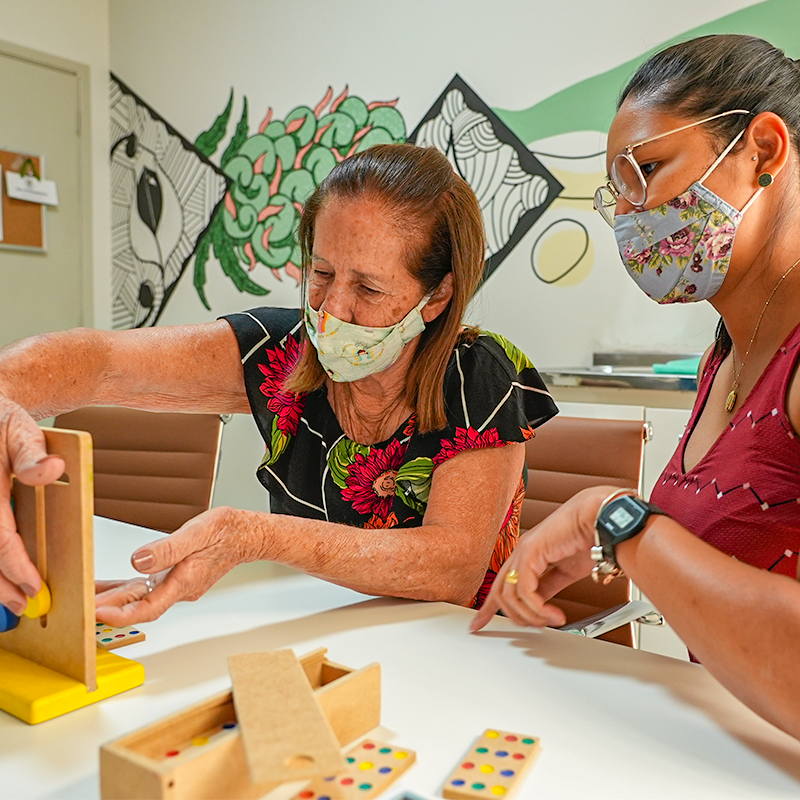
[304,294,430,382]
[614,129,763,304]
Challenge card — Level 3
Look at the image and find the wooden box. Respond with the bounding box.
[100,649,380,800]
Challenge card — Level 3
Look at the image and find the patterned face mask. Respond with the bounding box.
[304,294,430,382]
[614,129,763,304]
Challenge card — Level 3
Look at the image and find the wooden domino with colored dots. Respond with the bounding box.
[95,623,146,650]
[442,729,541,800]
[293,739,416,800]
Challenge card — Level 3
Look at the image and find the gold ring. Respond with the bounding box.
[505,569,519,585]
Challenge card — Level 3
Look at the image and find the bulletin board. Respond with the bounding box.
[0,150,45,251]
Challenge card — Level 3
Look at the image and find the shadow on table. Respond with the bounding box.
[135,595,448,691]
[474,627,800,785]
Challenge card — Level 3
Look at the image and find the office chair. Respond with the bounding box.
[54,407,226,533]
[521,415,661,646]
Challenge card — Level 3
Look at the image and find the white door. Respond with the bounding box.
[0,43,91,346]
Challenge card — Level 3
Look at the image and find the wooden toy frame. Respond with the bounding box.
[100,648,381,800]
[0,427,144,724]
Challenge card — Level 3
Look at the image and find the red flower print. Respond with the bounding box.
[364,512,399,529]
[433,426,504,467]
[658,226,696,259]
[258,336,306,435]
[520,425,536,440]
[342,438,408,517]
[403,413,418,438]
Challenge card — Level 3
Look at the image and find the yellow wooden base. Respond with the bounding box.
[0,647,145,724]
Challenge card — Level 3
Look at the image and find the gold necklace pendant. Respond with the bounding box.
[725,388,737,413]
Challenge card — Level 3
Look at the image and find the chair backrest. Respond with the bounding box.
[54,407,225,533]
[522,415,647,646]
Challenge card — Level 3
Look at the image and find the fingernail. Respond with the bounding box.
[20,583,38,599]
[132,550,155,571]
[7,600,26,616]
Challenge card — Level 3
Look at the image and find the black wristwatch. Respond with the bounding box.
[591,492,664,584]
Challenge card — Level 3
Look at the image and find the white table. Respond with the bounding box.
[2,517,800,799]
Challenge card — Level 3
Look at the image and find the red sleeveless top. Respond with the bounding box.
[650,323,800,578]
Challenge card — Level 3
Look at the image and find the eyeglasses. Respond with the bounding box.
[593,109,752,227]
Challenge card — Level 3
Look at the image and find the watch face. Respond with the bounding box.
[608,505,635,529]
[600,495,649,536]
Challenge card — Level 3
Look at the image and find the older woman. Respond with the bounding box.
[473,35,800,741]
[0,143,556,623]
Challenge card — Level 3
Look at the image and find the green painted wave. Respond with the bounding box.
[494,0,800,144]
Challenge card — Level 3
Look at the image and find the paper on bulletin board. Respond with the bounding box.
[5,171,59,206]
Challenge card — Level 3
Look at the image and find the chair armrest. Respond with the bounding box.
[557,600,663,639]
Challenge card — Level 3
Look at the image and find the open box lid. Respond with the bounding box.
[228,649,347,784]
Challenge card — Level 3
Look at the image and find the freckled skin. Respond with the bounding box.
[308,197,454,446]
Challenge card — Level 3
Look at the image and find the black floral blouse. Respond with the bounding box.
[223,307,558,607]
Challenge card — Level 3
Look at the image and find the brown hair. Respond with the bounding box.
[619,34,800,361]
[284,143,485,432]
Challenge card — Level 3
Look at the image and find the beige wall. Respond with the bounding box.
[0,0,112,328]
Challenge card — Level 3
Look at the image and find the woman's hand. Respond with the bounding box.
[0,398,65,614]
[469,486,615,631]
[95,506,261,625]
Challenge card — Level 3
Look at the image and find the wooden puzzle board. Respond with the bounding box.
[3,427,96,689]
[229,650,346,785]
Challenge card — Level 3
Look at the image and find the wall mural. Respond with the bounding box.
[194,86,406,309]
[409,75,562,281]
[108,78,563,327]
[109,0,798,328]
[109,75,229,328]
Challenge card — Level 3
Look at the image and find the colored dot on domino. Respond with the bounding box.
[462,762,475,769]
[378,767,391,774]
[379,747,391,754]
[363,743,375,750]
[480,765,494,774]
[298,792,314,799]
[347,757,356,763]
[359,762,373,770]
[472,783,485,790]
[476,747,489,753]
[501,770,514,777]
[505,735,517,742]
[486,731,499,738]
[165,750,180,758]
[223,722,237,729]
[522,738,535,745]
[492,787,507,795]
[358,784,372,791]
[341,778,354,786]
[192,736,209,746]
[394,751,409,759]
[495,750,508,757]
[512,753,525,760]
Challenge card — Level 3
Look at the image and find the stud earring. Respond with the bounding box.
[752,155,758,161]
[758,172,774,187]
